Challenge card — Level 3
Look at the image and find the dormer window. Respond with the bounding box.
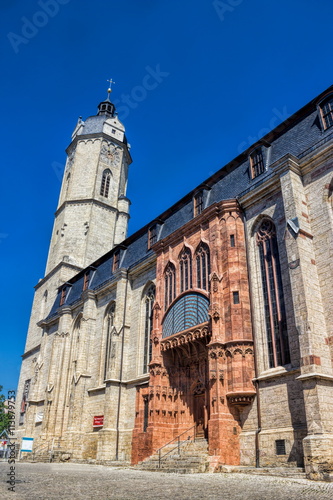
[148,224,157,249]
[113,250,120,272]
[60,285,70,306]
[320,95,333,130]
[83,272,90,291]
[250,148,265,179]
[83,267,95,291]
[194,191,203,216]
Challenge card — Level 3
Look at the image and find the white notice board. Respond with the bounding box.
[21,437,34,452]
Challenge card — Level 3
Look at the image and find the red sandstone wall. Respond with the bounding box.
[131,200,256,465]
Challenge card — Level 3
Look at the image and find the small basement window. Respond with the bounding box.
[275,439,286,455]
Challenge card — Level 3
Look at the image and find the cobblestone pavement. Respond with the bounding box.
[1,462,333,500]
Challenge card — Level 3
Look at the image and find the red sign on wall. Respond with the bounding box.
[93,415,104,427]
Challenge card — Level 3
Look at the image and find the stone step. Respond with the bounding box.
[220,465,306,479]
[139,460,207,469]
[139,468,200,474]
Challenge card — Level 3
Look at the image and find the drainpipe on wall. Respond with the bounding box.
[115,269,129,461]
[242,208,262,468]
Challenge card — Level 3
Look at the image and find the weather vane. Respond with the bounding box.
[107,78,116,94]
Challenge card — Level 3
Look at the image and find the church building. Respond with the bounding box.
[16,85,333,480]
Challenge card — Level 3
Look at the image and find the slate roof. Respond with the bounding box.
[47,85,333,317]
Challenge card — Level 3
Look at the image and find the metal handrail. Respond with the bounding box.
[157,425,196,468]
[31,438,61,462]
[31,442,50,460]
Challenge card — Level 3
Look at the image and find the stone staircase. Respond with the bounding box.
[135,436,307,478]
[20,447,71,463]
[135,438,211,474]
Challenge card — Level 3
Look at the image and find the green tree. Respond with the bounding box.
[0,385,11,434]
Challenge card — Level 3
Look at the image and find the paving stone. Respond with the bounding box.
[1,462,333,500]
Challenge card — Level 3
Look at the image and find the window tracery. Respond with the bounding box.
[104,302,116,380]
[164,262,176,309]
[196,242,210,291]
[257,219,290,368]
[179,247,192,293]
[143,284,155,373]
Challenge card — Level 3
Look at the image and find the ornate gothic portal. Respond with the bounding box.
[132,200,256,466]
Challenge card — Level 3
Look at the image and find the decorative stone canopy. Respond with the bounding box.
[160,322,210,351]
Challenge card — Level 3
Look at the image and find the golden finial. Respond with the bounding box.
[107,77,115,94]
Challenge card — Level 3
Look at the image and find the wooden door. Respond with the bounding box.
[194,394,205,437]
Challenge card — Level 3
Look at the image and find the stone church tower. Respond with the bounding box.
[45,89,132,274]
[16,90,132,433]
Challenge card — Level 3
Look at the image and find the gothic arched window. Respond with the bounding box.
[257,219,290,368]
[143,284,155,373]
[100,169,111,198]
[196,242,210,290]
[179,247,192,293]
[164,262,176,309]
[104,302,116,380]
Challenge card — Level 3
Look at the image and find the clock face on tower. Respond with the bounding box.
[100,143,121,166]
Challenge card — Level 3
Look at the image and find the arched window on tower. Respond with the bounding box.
[100,169,111,198]
[179,247,192,293]
[142,284,155,374]
[104,302,116,380]
[196,242,210,290]
[164,262,176,309]
[257,219,290,368]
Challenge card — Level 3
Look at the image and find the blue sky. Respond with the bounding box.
[1,0,333,396]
